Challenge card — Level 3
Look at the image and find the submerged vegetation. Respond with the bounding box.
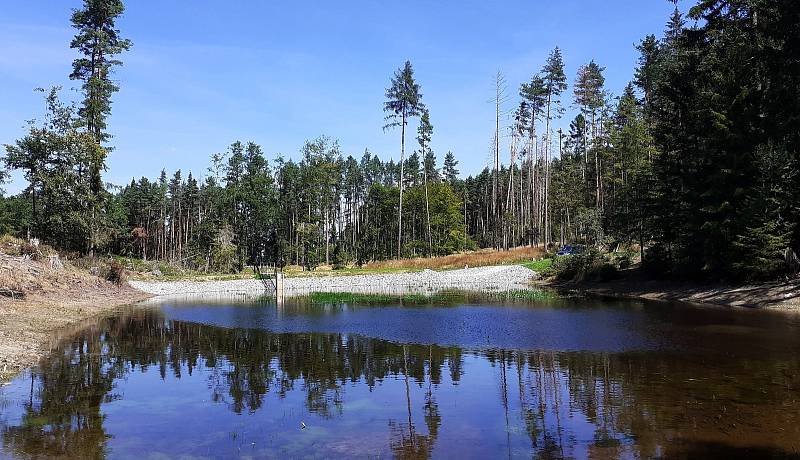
[307,289,559,306]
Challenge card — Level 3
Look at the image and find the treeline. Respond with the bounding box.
[1,0,798,279]
[115,137,469,270]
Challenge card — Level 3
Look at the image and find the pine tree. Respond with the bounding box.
[70,0,131,195]
[574,61,606,211]
[384,60,424,257]
[519,75,547,245]
[541,47,568,247]
[417,108,434,256]
[664,7,685,45]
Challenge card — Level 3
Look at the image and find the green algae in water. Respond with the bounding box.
[307,289,558,306]
[308,291,455,305]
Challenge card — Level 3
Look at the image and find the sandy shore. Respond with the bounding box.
[130,265,539,298]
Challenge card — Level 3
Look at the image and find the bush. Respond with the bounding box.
[611,251,634,270]
[103,259,126,285]
[588,262,619,281]
[20,242,42,260]
[0,234,25,255]
[643,244,671,277]
[212,243,238,273]
[551,248,619,282]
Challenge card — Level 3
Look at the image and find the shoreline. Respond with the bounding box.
[4,264,798,384]
[545,276,800,311]
[0,287,152,383]
[129,265,539,297]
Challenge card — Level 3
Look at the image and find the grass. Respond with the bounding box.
[521,258,553,273]
[364,246,544,271]
[488,289,558,301]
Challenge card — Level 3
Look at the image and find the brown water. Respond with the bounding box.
[1,293,799,459]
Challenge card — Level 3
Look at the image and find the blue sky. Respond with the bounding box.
[1,1,691,194]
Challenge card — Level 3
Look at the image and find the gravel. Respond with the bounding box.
[129,265,537,298]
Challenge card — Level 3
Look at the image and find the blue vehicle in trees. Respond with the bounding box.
[556,245,584,256]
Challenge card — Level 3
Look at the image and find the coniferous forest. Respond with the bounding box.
[2,0,798,280]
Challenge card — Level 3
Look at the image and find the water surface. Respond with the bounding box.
[1,293,799,459]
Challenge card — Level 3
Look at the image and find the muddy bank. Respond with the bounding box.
[0,252,152,382]
[549,275,800,310]
[0,289,151,383]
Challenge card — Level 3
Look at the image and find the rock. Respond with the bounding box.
[129,265,538,297]
[149,269,163,277]
[89,266,100,276]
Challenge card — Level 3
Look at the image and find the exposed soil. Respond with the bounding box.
[0,252,151,382]
[548,268,800,310]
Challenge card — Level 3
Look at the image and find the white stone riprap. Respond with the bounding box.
[129,265,537,299]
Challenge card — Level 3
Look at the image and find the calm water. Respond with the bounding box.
[1,293,800,459]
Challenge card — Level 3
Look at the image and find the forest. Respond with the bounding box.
[1,0,798,280]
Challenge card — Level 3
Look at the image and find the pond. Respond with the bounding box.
[1,292,800,459]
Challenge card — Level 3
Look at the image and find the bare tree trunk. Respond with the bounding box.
[544,95,551,249]
[325,208,330,265]
[423,158,433,257]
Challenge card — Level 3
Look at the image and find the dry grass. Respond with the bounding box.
[364,246,545,270]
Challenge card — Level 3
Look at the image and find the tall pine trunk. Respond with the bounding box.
[398,112,406,258]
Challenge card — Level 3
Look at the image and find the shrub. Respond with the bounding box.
[587,262,619,281]
[551,249,618,282]
[0,234,25,255]
[611,251,634,270]
[643,244,671,277]
[20,242,42,260]
[103,259,126,285]
[212,243,238,273]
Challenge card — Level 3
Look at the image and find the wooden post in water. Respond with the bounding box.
[275,271,284,305]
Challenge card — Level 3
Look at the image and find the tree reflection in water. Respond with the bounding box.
[1,306,799,459]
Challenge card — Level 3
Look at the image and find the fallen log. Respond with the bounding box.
[0,288,25,299]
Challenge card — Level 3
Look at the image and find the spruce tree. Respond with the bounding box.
[442,152,459,185]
